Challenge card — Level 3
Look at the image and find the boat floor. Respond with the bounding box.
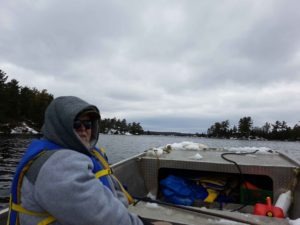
[129,201,290,225]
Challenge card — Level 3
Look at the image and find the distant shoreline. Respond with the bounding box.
[1,132,300,142]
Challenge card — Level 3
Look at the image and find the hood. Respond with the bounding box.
[41,96,100,155]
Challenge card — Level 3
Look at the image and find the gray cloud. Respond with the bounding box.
[1,0,300,132]
[235,2,300,64]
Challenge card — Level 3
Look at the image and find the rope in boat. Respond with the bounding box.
[221,150,259,212]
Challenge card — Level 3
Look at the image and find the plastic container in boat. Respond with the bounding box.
[254,197,284,218]
[275,190,292,217]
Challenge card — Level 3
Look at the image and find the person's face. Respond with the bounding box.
[74,114,92,147]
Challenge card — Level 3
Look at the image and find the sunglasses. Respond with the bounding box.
[73,120,93,130]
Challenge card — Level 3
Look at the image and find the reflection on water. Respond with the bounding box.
[0,135,32,208]
[1,134,300,209]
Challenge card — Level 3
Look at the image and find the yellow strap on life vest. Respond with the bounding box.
[111,174,134,204]
[100,147,106,155]
[11,202,55,225]
[11,203,49,217]
[7,196,12,225]
[95,169,112,179]
[92,149,110,169]
[8,151,57,225]
[37,216,56,225]
[92,149,134,204]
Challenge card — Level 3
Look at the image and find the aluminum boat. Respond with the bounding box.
[1,142,300,225]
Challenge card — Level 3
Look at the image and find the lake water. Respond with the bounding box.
[1,134,300,209]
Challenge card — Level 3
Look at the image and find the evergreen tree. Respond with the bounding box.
[232,125,237,134]
[19,86,34,121]
[207,117,300,141]
[5,79,20,123]
[99,117,143,135]
[0,69,53,132]
[220,120,229,137]
[120,119,127,133]
[0,69,144,134]
[0,70,8,123]
[238,116,253,137]
[32,89,54,128]
[292,123,300,140]
[207,120,229,138]
[262,122,271,135]
[129,122,143,135]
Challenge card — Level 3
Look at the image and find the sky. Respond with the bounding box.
[0,0,300,133]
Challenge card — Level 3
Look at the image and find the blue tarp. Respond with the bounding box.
[160,175,208,206]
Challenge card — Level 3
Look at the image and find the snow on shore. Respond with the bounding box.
[10,122,38,134]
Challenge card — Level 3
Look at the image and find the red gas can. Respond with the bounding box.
[254,197,284,218]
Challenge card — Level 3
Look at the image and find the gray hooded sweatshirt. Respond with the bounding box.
[19,96,143,225]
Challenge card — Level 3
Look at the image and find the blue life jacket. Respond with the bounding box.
[8,139,113,225]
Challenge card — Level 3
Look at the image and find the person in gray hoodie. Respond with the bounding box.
[11,96,170,225]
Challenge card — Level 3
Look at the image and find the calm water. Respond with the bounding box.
[1,134,300,209]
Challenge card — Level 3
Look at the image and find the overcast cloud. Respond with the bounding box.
[1,0,300,133]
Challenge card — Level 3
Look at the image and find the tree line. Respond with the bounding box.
[0,69,144,135]
[207,116,300,141]
[0,69,54,132]
[1,69,299,139]
[100,118,143,135]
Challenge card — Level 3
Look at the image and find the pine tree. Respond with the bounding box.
[0,70,8,123]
